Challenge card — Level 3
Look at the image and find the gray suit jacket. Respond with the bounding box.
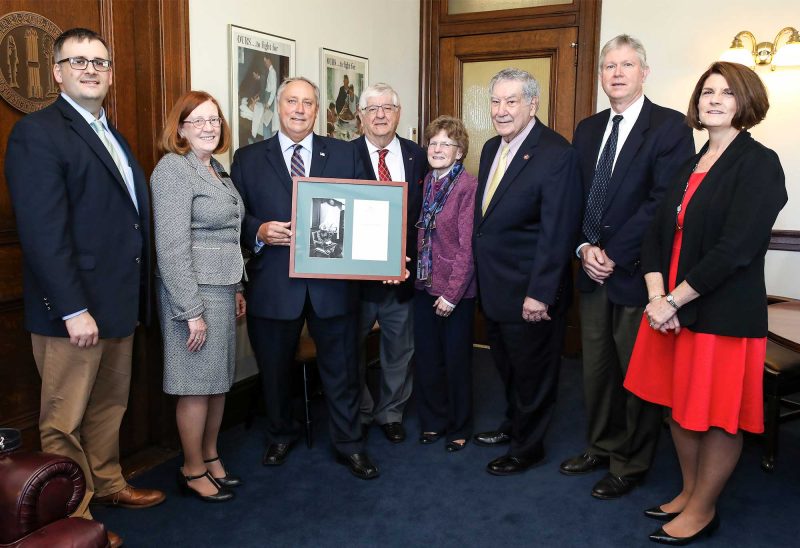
[151,151,245,321]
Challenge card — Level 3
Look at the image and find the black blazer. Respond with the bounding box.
[5,96,151,338]
[473,118,582,322]
[573,97,695,306]
[353,134,427,303]
[642,131,787,338]
[231,133,365,320]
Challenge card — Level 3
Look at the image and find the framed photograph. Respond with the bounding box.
[319,48,368,141]
[229,25,295,153]
[290,177,407,281]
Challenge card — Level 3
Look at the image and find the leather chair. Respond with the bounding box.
[762,296,800,472]
[0,451,108,547]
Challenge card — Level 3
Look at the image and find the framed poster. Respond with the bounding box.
[319,48,368,141]
[229,25,295,153]
[290,177,407,281]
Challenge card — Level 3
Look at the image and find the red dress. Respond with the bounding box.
[624,172,765,434]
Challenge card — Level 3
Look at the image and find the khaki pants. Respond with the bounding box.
[32,333,133,519]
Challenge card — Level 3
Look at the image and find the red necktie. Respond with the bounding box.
[377,149,392,181]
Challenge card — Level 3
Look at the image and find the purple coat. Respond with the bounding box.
[414,169,478,304]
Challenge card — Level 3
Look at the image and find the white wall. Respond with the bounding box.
[188,0,421,171]
[599,0,800,297]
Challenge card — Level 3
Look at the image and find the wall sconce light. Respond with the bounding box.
[720,27,800,69]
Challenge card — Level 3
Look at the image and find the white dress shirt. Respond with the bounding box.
[365,135,406,182]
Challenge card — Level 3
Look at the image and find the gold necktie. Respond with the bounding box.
[91,119,126,179]
[482,144,510,214]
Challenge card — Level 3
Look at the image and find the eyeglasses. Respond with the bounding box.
[182,117,222,129]
[56,57,112,72]
[427,141,460,149]
[362,104,398,116]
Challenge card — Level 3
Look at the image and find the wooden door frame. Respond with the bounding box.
[419,0,601,134]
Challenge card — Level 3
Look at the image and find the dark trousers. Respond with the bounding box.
[579,285,662,477]
[485,303,567,459]
[247,295,363,455]
[413,291,475,441]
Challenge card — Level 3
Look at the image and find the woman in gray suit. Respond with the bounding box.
[152,91,246,502]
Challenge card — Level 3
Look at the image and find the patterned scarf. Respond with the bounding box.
[417,161,464,286]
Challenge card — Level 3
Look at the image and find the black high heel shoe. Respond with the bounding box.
[648,513,719,545]
[204,456,243,488]
[446,439,468,452]
[419,432,442,444]
[177,469,235,502]
[644,505,680,522]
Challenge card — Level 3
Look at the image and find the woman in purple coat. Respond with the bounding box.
[414,116,478,452]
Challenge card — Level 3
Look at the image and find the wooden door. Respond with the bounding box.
[0,0,189,463]
[437,27,578,176]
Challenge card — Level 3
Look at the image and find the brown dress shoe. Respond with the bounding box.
[93,484,166,508]
[107,529,124,547]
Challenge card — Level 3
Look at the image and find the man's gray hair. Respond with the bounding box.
[276,76,320,105]
[359,82,400,110]
[488,68,540,102]
[599,34,648,71]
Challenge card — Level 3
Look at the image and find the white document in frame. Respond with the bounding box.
[352,199,389,261]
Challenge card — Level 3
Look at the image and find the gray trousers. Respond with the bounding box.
[579,285,663,477]
[358,292,414,425]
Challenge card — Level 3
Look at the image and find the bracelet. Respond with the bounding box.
[648,294,665,302]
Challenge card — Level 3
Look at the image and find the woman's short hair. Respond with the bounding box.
[160,90,231,155]
[686,62,769,131]
[424,115,469,159]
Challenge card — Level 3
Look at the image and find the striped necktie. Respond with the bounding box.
[290,144,305,177]
[377,149,392,181]
[91,119,126,179]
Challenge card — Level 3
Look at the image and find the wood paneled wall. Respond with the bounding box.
[0,0,190,457]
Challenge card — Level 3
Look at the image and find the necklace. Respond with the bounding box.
[675,158,702,231]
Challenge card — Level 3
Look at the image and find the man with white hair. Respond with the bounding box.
[353,83,427,443]
[560,34,694,499]
[471,68,582,475]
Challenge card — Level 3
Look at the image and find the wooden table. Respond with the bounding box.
[768,301,800,352]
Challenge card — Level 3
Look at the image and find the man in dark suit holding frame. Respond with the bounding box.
[472,68,582,475]
[559,34,694,499]
[5,27,164,547]
[232,76,378,479]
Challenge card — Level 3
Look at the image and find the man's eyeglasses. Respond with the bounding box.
[362,104,398,116]
[182,117,222,129]
[56,57,112,72]
[427,141,460,149]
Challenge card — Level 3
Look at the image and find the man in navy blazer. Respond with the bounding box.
[5,28,164,545]
[231,77,378,479]
[472,68,582,475]
[559,35,695,499]
[353,83,427,443]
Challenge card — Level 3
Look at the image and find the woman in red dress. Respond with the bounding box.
[624,61,786,545]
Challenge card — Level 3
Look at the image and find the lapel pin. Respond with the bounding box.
[320,152,326,157]
[523,154,530,160]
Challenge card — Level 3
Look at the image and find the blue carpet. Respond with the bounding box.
[94,349,800,547]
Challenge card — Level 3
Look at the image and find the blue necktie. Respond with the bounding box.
[583,114,623,244]
[290,144,305,177]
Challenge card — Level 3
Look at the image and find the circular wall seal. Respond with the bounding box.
[0,11,62,114]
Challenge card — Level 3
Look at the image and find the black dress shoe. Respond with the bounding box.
[486,453,544,476]
[649,514,719,545]
[559,452,609,475]
[419,432,442,444]
[473,430,511,446]
[446,439,468,452]
[644,505,681,522]
[380,422,406,443]
[176,469,234,502]
[262,442,293,466]
[336,452,380,480]
[591,473,641,499]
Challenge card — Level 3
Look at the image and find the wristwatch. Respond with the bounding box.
[665,294,680,310]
